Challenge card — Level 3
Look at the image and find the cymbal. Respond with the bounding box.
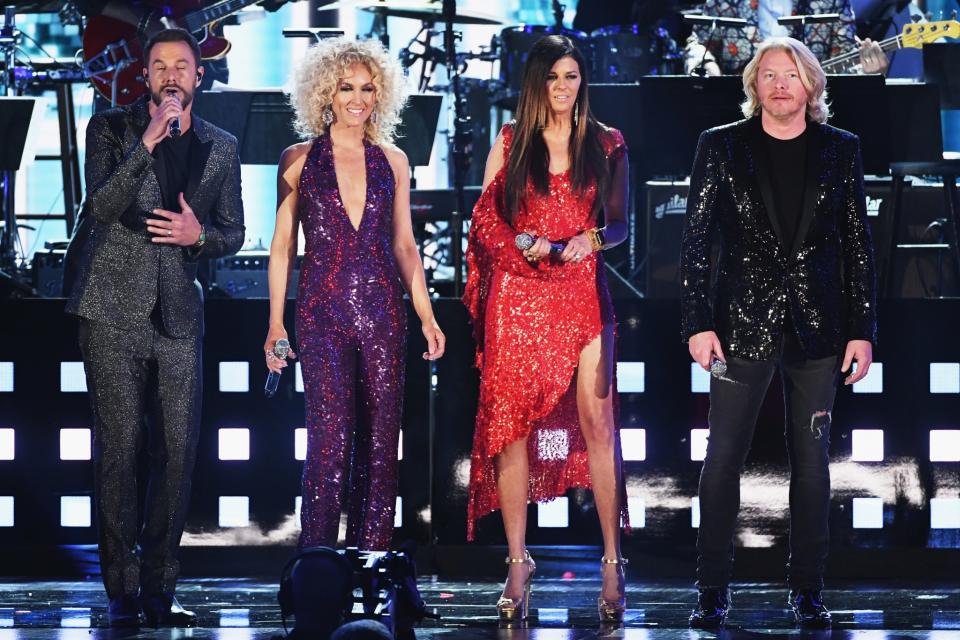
[317,0,504,25]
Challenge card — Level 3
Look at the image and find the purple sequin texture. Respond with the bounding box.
[295,134,406,550]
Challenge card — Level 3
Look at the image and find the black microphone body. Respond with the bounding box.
[265,338,291,398]
[166,88,182,138]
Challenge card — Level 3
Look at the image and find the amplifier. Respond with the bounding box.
[643,178,945,298]
[212,251,301,299]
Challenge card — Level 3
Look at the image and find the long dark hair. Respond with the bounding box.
[503,35,610,225]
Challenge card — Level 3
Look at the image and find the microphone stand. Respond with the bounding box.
[443,0,469,296]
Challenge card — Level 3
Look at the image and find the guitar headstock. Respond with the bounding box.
[901,20,960,49]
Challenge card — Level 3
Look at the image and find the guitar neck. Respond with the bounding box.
[821,34,902,73]
[182,0,258,33]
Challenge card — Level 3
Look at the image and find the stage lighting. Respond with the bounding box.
[219,496,250,527]
[219,608,250,627]
[621,428,646,461]
[398,430,403,461]
[295,362,304,392]
[59,428,90,461]
[852,362,883,394]
[60,607,91,628]
[538,497,569,528]
[851,429,884,462]
[930,363,960,394]
[218,428,250,461]
[930,498,960,529]
[627,496,646,528]
[295,497,302,525]
[0,429,13,460]
[0,362,12,392]
[617,361,645,393]
[60,362,86,392]
[395,496,402,528]
[930,430,960,462]
[691,497,700,528]
[219,361,249,392]
[691,363,710,393]
[852,497,884,528]
[60,496,91,527]
[0,496,13,527]
[295,428,307,460]
[690,428,709,461]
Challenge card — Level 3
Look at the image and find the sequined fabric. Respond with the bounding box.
[296,134,406,551]
[680,117,877,361]
[463,123,627,541]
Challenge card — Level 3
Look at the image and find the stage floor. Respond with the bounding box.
[0,578,957,638]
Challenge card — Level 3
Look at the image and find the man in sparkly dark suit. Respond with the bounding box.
[65,29,244,627]
[680,37,876,629]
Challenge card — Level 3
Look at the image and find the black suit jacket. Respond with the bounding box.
[680,117,877,361]
[65,97,245,338]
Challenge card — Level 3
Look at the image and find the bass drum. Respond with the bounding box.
[496,25,590,110]
[590,24,681,82]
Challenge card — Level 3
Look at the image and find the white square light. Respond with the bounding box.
[617,362,645,393]
[60,608,91,628]
[398,430,403,461]
[218,428,250,461]
[0,497,13,527]
[218,362,249,393]
[295,362,304,393]
[691,497,700,528]
[690,363,710,393]
[537,497,569,528]
[930,363,960,394]
[219,609,250,627]
[690,428,709,461]
[0,608,12,627]
[294,428,307,461]
[61,496,91,527]
[60,428,91,461]
[295,496,302,525]
[930,430,960,462]
[852,362,883,394]
[60,362,87,393]
[851,429,884,462]
[0,362,12,392]
[394,496,402,528]
[930,498,960,529]
[0,429,13,460]
[219,496,250,527]
[852,497,884,528]
[621,429,646,461]
[627,496,645,528]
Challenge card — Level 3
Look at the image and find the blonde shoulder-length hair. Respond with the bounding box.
[741,37,830,124]
[288,37,406,145]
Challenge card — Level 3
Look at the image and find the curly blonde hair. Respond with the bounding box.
[741,37,830,124]
[288,37,406,145]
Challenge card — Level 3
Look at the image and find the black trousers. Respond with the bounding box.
[695,331,841,590]
[78,318,202,599]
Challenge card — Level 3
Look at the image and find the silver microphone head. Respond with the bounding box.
[709,358,727,379]
[273,338,291,359]
[515,233,535,251]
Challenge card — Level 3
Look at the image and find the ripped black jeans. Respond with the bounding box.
[695,329,841,591]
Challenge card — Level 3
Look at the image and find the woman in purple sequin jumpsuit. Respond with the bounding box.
[264,38,445,551]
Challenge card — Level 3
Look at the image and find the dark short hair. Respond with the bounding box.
[144,28,202,66]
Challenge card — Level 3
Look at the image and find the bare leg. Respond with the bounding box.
[576,324,624,602]
[494,437,531,599]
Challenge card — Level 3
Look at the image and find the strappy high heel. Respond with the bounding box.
[597,556,628,623]
[496,550,536,622]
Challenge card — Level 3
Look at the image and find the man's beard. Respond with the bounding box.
[151,86,194,109]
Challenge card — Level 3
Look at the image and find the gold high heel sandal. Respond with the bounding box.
[597,556,628,623]
[496,550,536,622]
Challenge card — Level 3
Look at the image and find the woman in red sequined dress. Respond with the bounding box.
[463,35,630,623]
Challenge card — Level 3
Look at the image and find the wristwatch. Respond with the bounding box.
[192,225,206,249]
[587,227,606,252]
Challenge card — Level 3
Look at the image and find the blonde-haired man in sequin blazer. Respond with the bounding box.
[680,37,876,630]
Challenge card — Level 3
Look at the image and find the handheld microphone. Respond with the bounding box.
[166,88,181,138]
[264,338,291,398]
[515,232,566,255]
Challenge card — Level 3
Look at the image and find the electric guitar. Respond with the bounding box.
[821,19,959,74]
[81,0,261,106]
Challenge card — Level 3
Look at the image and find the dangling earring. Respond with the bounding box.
[371,108,378,125]
[322,106,334,126]
[574,101,579,128]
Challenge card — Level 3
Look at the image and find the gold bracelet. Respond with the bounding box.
[587,227,604,252]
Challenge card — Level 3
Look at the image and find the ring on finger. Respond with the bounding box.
[167,229,173,236]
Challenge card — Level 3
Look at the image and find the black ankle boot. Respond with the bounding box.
[790,589,831,628]
[689,587,729,629]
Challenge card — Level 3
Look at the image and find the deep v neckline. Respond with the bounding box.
[330,136,368,233]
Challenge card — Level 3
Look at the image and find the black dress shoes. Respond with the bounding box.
[689,587,730,629]
[107,595,142,627]
[141,594,197,628]
[790,589,832,628]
